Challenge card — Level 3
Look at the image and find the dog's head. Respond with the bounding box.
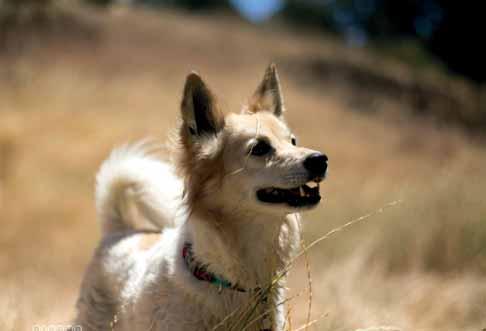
[178,64,327,216]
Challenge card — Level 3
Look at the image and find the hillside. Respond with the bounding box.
[1,6,485,330]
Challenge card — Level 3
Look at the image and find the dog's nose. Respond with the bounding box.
[304,153,328,178]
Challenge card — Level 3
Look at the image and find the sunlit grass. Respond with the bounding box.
[1,5,486,331]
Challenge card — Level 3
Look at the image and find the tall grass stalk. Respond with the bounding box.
[228,200,403,330]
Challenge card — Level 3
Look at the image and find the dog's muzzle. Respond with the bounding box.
[256,152,328,208]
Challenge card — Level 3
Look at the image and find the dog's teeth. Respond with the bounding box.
[299,186,305,197]
[306,181,318,189]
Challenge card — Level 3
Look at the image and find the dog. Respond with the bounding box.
[73,64,328,331]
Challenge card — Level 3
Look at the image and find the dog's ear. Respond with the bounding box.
[181,72,224,140]
[246,63,285,117]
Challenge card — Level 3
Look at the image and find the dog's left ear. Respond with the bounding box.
[246,63,285,117]
[181,72,224,141]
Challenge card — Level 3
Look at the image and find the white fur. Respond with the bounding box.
[73,144,302,331]
[95,143,184,234]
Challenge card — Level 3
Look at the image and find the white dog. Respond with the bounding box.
[73,64,328,331]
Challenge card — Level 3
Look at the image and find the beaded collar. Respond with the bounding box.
[182,242,246,292]
[182,242,273,331]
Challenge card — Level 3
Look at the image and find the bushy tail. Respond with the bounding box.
[95,143,184,236]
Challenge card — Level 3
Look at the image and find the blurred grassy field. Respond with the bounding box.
[1,5,485,331]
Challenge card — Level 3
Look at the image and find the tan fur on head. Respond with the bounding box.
[177,64,322,219]
[178,72,226,210]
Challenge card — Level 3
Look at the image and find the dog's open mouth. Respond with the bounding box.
[256,181,321,207]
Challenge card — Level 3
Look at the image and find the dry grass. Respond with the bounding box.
[1,5,486,331]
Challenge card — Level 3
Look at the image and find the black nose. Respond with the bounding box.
[304,153,328,177]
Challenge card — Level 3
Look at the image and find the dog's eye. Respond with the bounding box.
[291,136,297,146]
[250,140,272,156]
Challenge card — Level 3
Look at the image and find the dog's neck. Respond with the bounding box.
[185,206,301,289]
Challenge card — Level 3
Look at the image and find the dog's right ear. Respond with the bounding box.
[180,72,224,141]
[245,63,285,118]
